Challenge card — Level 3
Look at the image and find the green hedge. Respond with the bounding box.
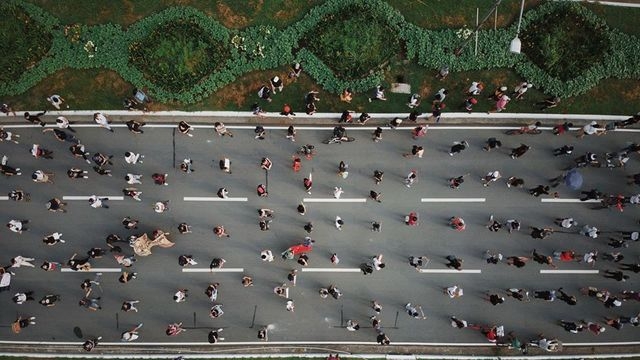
[0,0,638,103]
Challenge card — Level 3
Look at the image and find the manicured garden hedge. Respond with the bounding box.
[1,0,638,104]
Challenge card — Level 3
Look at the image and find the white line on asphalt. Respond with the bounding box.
[60,268,121,273]
[301,268,362,273]
[1,340,640,349]
[182,268,244,273]
[303,198,367,203]
[541,198,600,203]
[183,197,248,202]
[419,269,482,274]
[0,196,8,201]
[540,269,599,274]
[6,109,631,120]
[62,196,124,200]
[421,198,486,203]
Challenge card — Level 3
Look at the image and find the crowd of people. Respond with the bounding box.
[1,86,640,352]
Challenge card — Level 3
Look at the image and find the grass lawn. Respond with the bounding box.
[3,1,639,115]
[28,0,323,29]
[387,0,542,30]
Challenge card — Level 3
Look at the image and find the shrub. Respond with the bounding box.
[301,6,400,79]
[129,20,228,93]
[0,3,53,83]
[520,3,609,81]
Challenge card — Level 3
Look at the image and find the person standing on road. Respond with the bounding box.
[124,151,144,164]
[481,171,502,187]
[11,256,36,268]
[89,195,109,209]
[178,121,194,137]
[7,219,29,233]
[404,170,417,188]
[82,336,102,351]
[510,144,530,159]
[403,145,424,158]
[303,174,313,194]
[93,112,113,132]
[121,324,143,341]
[445,255,463,270]
[24,111,47,127]
[449,141,469,156]
[121,300,140,312]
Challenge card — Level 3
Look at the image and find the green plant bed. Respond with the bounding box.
[0,4,52,83]
[129,20,228,93]
[520,4,609,81]
[301,7,400,79]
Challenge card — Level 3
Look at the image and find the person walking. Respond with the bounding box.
[445,255,463,270]
[303,174,313,194]
[481,171,501,187]
[93,112,113,132]
[449,141,469,156]
[121,300,140,312]
[89,195,109,209]
[11,256,36,268]
[121,323,143,341]
[404,170,417,188]
[24,111,47,127]
[510,144,530,159]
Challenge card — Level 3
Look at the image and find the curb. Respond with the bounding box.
[5,111,630,126]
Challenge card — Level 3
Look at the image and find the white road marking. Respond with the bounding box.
[303,198,367,203]
[0,196,8,201]
[62,196,124,200]
[183,197,248,202]
[182,268,244,273]
[419,269,481,274]
[541,198,600,203]
[421,198,485,203]
[301,268,362,273]
[1,340,640,347]
[540,269,599,274]
[60,268,121,273]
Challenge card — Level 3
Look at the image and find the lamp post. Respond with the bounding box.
[510,0,526,54]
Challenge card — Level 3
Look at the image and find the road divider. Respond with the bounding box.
[182,268,244,273]
[421,198,485,203]
[61,268,121,273]
[301,268,362,273]
[63,196,124,201]
[183,197,248,202]
[419,269,482,274]
[303,198,367,203]
[540,269,599,274]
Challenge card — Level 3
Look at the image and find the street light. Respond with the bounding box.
[510,0,525,54]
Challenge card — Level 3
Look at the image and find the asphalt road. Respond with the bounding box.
[1,121,638,349]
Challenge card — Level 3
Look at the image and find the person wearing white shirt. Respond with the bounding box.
[93,112,113,132]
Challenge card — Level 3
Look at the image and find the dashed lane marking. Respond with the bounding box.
[541,198,601,203]
[182,268,244,273]
[62,196,124,201]
[421,198,485,203]
[183,197,248,202]
[301,268,362,273]
[419,269,482,274]
[540,269,599,274]
[60,268,121,273]
[303,198,367,203]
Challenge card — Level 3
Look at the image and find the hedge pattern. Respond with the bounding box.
[1,0,639,103]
